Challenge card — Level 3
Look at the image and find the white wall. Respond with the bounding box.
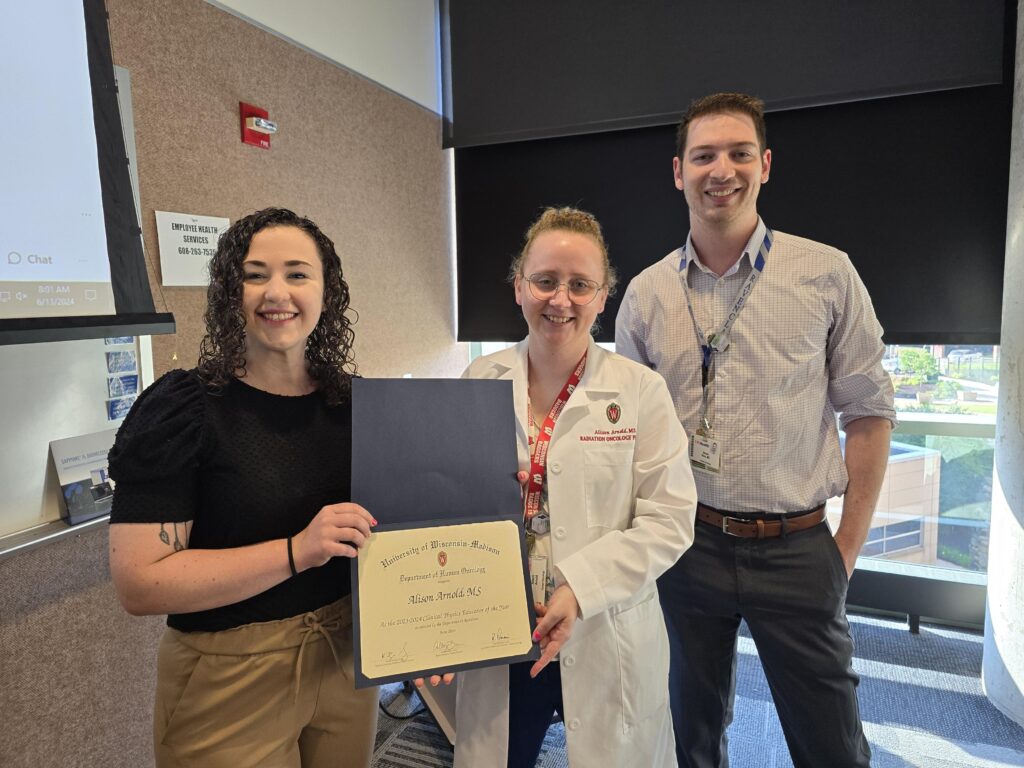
[981,0,1024,727]
[207,0,440,113]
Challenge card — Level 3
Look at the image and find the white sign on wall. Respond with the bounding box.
[155,210,230,286]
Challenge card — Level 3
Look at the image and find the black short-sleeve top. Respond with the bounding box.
[108,369,353,633]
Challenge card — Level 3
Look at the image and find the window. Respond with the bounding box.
[829,344,998,577]
[472,342,1000,580]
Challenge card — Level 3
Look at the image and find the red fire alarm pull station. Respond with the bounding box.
[240,102,276,149]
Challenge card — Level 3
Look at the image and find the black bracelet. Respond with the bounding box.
[287,536,298,577]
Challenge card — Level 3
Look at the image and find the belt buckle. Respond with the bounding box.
[721,516,742,537]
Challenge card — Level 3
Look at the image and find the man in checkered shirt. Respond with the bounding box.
[616,92,895,768]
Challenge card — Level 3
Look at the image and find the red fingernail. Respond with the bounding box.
[532,630,541,641]
[371,518,378,526]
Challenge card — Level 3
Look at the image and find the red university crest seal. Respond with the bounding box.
[606,402,621,424]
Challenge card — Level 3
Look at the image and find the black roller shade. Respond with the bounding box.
[455,83,1011,345]
[442,0,1005,148]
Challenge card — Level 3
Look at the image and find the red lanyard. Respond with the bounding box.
[524,351,587,522]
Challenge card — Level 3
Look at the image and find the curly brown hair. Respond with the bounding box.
[196,207,357,405]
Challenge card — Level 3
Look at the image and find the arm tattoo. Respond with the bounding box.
[157,522,192,551]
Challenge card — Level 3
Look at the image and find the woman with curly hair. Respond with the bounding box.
[108,208,379,768]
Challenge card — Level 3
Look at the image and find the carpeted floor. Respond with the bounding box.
[370,614,1024,767]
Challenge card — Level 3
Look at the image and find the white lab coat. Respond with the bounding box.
[454,339,697,768]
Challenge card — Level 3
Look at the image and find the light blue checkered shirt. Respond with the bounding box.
[615,219,895,514]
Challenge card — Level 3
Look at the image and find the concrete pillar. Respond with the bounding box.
[981,0,1024,727]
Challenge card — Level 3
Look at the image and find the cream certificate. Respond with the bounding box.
[355,519,535,684]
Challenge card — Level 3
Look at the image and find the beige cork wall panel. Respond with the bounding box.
[0,6,465,766]
[0,527,165,767]
[106,0,468,382]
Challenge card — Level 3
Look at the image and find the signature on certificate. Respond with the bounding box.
[379,643,410,664]
[433,639,464,655]
[491,627,511,642]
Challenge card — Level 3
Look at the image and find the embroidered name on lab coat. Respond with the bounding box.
[579,428,636,442]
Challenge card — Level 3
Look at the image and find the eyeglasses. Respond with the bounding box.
[523,274,604,305]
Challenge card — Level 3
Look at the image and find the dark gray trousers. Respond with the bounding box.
[658,518,871,768]
[506,660,562,768]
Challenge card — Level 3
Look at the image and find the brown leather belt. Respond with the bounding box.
[697,503,826,539]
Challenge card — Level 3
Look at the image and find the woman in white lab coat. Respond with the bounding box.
[452,207,697,767]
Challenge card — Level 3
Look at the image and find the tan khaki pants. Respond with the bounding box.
[153,597,378,768]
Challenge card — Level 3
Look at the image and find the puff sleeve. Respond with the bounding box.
[108,369,206,523]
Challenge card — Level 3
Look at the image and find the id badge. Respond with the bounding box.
[689,432,722,474]
[528,555,549,605]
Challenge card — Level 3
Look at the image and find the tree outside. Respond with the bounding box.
[898,347,939,382]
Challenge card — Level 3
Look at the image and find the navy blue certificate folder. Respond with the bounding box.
[351,378,522,523]
[350,377,538,687]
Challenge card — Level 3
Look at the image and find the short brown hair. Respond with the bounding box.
[675,92,767,158]
[508,206,618,296]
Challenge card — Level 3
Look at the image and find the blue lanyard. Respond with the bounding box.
[680,228,773,432]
